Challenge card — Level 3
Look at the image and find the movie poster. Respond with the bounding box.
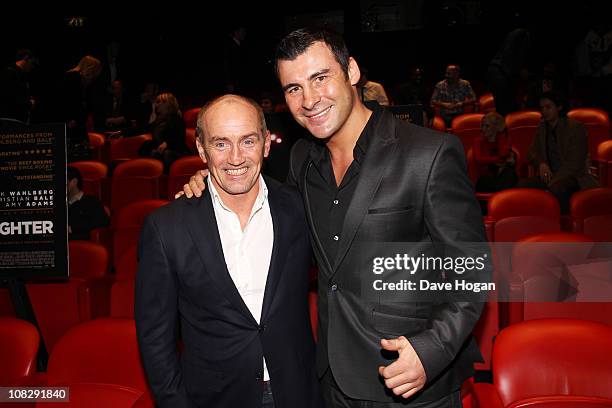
[0,121,68,280]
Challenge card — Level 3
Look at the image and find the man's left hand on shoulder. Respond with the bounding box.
[378,336,426,399]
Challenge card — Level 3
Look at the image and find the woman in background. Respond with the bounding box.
[139,92,187,172]
[473,111,518,192]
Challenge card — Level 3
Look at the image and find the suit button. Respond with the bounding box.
[331,284,338,292]
[258,324,266,332]
[255,372,263,381]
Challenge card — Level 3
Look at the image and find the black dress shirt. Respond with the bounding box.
[306,107,380,264]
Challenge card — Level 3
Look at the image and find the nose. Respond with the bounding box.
[302,85,321,111]
[228,144,246,166]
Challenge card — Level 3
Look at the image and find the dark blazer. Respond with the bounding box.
[135,177,321,408]
[527,117,598,189]
[288,109,488,403]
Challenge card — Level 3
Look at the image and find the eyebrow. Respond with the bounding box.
[208,133,259,142]
[281,68,331,92]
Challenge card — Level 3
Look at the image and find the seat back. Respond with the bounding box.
[167,156,206,199]
[183,107,200,128]
[185,128,197,154]
[571,188,612,241]
[505,111,542,128]
[88,132,106,161]
[432,116,446,132]
[488,188,560,225]
[451,113,485,153]
[505,111,541,177]
[111,280,136,318]
[568,108,611,160]
[493,319,612,407]
[109,134,152,162]
[47,318,150,394]
[110,159,164,211]
[478,92,495,113]
[69,240,109,279]
[112,200,167,264]
[0,317,40,383]
[69,161,109,201]
[597,140,612,187]
[115,244,138,280]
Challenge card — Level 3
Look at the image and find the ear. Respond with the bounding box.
[347,57,361,87]
[263,130,271,158]
[195,138,207,163]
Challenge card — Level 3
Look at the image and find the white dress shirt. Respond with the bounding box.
[208,176,273,381]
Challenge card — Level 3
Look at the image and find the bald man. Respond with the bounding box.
[135,95,322,408]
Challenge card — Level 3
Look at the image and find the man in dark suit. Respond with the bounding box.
[135,95,321,408]
[182,28,489,407]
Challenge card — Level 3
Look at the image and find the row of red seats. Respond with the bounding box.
[70,156,205,211]
[88,129,199,164]
[445,108,612,180]
[3,315,612,408]
[0,317,153,407]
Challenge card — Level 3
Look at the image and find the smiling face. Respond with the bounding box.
[196,97,271,201]
[277,41,360,140]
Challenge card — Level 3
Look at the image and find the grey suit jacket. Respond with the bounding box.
[288,109,489,403]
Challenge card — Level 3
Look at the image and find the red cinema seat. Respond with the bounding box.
[505,111,541,177]
[111,280,136,318]
[571,188,612,242]
[112,200,167,265]
[110,159,163,211]
[46,318,152,400]
[167,156,206,199]
[69,161,109,203]
[487,188,561,242]
[111,245,138,318]
[87,132,106,161]
[108,134,152,163]
[26,241,111,352]
[185,128,197,154]
[568,108,611,162]
[478,92,495,113]
[505,232,612,326]
[0,317,40,384]
[183,107,200,129]
[475,188,560,369]
[451,113,485,154]
[597,140,612,187]
[432,116,446,133]
[68,240,110,279]
[473,319,612,408]
[35,383,146,408]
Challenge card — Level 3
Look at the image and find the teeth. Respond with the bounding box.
[226,168,248,176]
[309,106,331,118]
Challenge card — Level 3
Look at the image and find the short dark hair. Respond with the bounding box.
[539,91,567,116]
[274,27,350,79]
[67,166,83,190]
[16,49,34,61]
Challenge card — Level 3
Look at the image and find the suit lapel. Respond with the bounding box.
[260,180,289,321]
[183,190,257,324]
[331,110,400,275]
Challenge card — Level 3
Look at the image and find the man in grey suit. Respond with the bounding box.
[182,28,489,407]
